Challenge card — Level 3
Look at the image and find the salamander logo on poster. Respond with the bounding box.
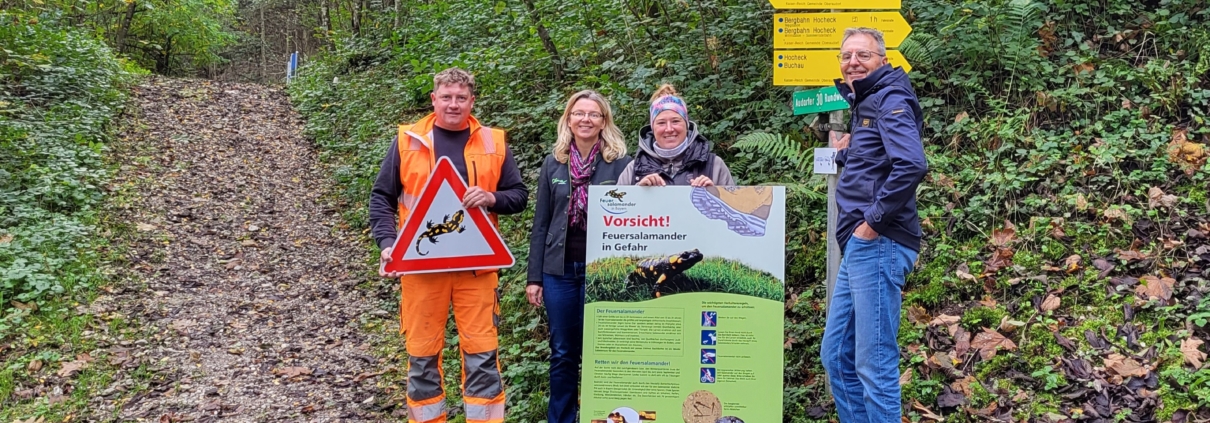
[581,186,786,423]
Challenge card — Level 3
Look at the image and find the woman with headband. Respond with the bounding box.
[617,84,735,187]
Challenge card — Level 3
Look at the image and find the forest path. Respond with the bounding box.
[93,77,393,422]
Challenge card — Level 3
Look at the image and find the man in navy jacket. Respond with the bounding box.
[820,27,928,423]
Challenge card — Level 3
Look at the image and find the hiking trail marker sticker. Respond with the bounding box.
[382,157,514,274]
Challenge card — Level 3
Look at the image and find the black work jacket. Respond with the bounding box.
[527,153,632,283]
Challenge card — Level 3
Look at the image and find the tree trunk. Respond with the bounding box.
[520,0,563,82]
[360,0,369,33]
[260,5,266,81]
[157,34,174,74]
[393,0,402,29]
[322,0,332,33]
[115,1,137,53]
[350,0,361,35]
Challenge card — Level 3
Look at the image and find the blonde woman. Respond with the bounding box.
[618,84,735,186]
[526,89,631,423]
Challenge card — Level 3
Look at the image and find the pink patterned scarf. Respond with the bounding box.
[568,141,600,229]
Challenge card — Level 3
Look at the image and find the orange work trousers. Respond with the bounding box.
[400,270,505,423]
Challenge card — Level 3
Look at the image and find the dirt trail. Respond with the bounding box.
[92,77,392,422]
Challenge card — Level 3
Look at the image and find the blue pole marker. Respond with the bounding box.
[286,51,299,82]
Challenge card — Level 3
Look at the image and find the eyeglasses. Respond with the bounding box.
[570,111,603,120]
[837,50,884,63]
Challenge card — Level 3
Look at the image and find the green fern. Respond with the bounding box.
[731,132,827,201]
[1004,0,1043,42]
[899,33,942,70]
[733,132,814,172]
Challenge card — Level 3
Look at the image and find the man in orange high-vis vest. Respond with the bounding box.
[369,67,528,423]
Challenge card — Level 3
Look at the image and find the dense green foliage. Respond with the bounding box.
[288,0,1210,420]
[5,0,240,74]
[0,11,129,313]
[0,10,133,420]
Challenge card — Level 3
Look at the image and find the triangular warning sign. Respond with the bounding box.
[382,157,514,274]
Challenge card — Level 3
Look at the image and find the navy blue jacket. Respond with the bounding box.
[833,65,928,252]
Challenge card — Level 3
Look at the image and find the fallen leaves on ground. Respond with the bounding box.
[272,366,312,378]
[929,314,960,335]
[971,328,1017,360]
[953,328,971,359]
[991,221,1017,247]
[1103,206,1130,223]
[353,369,389,383]
[1147,187,1179,209]
[912,400,945,421]
[56,354,94,378]
[907,305,931,326]
[1135,275,1175,302]
[1168,128,1207,175]
[89,78,388,420]
[1041,294,1061,312]
[955,263,977,281]
[1063,254,1082,273]
[1114,248,1149,261]
[1181,338,1206,368]
[1092,258,1114,278]
[998,316,1025,333]
[1103,353,1149,378]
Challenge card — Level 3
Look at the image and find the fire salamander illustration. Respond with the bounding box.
[415,210,466,256]
[605,189,627,200]
[628,249,704,298]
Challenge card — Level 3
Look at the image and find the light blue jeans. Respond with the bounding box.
[821,235,917,423]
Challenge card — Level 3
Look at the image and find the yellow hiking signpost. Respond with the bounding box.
[773,12,912,49]
[774,50,912,87]
[767,0,901,10]
[768,2,914,87]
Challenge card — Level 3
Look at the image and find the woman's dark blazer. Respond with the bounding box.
[527,153,633,283]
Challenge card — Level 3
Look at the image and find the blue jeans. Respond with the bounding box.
[542,262,586,423]
[821,235,917,423]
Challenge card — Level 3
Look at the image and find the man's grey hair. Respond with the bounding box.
[842,28,887,55]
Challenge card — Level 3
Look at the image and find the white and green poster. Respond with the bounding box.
[581,186,785,423]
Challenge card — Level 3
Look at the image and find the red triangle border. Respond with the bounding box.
[382,157,515,274]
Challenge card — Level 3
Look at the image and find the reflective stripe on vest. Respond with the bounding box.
[400,193,419,211]
[479,128,497,154]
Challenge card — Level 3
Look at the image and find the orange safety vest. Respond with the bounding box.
[395,113,508,230]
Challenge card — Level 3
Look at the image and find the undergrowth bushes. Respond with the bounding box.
[0,12,129,326]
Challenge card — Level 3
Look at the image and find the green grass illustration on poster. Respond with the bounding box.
[581,186,785,423]
[586,256,783,303]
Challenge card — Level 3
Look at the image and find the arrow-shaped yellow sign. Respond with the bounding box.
[774,13,911,49]
[768,0,902,10]
[773,50,912,87]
